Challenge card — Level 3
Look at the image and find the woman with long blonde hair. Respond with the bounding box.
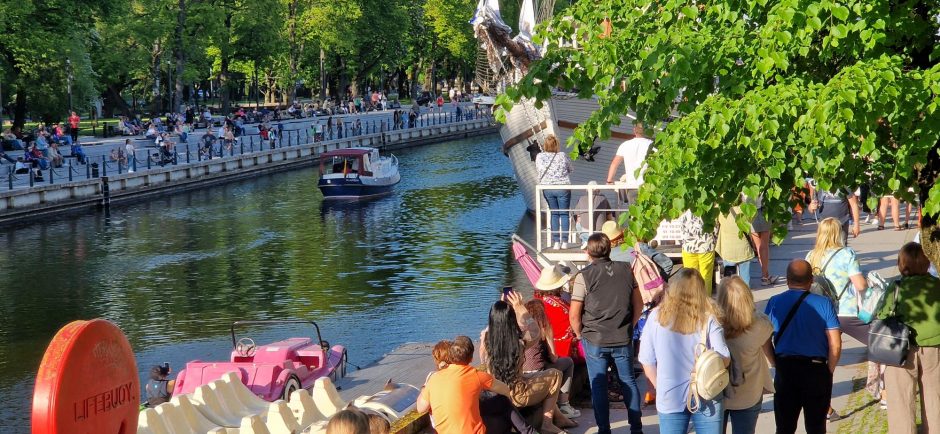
[638,269,730,434]
[805,217,868,344]
[716,276,775,434]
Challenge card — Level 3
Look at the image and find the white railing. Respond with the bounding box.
[533,184,682,254]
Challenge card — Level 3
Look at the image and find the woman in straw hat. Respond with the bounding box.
[530,264,582,420]
[533,264,578,360]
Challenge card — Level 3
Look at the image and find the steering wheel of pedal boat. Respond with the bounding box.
[236,337,257,357]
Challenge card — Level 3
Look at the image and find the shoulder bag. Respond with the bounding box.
[868,282,911,367]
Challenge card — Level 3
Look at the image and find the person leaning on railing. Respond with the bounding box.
[535,134,573,250]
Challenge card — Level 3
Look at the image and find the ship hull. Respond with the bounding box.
[499,94,638,212]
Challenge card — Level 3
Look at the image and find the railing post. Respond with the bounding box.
[8,167,12,190]
[118,158,123,174]
[102,156,108,177]
[147,152,152,170]
[29,169,34,187]
[174,149,178,165]
[49,167,54,184]
[69,165,73,182]
[240,141,244,154]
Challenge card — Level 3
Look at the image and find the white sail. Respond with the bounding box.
[470,0,510,34]
[517,0,537,42]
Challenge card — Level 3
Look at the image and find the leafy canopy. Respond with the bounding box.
[499,0,940,241]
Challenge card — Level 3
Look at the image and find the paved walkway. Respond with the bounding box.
[569,214,916,433]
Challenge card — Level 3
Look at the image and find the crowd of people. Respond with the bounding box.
[412,219,939,434]
[449,124,938,434]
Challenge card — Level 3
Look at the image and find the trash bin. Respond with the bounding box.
[91,163,99,178]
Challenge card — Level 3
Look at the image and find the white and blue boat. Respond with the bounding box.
[317,147,401,199]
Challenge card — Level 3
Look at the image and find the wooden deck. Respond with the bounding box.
[335,342,437,401]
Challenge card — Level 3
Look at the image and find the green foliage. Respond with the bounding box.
[503,0,940,241]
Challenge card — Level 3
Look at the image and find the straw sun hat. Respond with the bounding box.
[601,220,624,241]
[534,264,571,291]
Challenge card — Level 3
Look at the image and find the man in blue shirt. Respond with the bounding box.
[765,259,842,434]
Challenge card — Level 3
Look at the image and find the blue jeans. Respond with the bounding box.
[659,398,724,434]
[724,259,752,286]
[582,339,642,434]
[722,399,762,434]
[543,189,571,244]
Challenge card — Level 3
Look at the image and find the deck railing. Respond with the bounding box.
[533,183,682,254]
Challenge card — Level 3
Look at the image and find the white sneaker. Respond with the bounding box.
[871,218,880,226]
[559,402,581,418]
[560,242,570,249]
[552,242,560,250]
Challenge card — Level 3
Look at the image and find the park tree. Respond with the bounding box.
[500,0,940,261]
[0,0,117,127]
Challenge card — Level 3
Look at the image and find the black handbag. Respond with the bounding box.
[867,282,911,367]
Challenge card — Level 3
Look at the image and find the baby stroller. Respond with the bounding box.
[152,145,175,166]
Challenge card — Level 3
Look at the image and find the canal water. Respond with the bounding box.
[0,134,534,431]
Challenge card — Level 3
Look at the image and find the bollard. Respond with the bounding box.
[147,152,152,170]
[49,167,54,184]
[174,150,178,165]
[118,159,123,174]
[133,153,137,172]
[8,167,12,190]
[69,165,73,182]
[240,141,244,154]
[187,145,191,163]
[29,169,34,187]
[250,135,254,149]
[102,156,108,177]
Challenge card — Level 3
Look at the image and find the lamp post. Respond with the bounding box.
[166,60,172,113]
[319,48,326,100]
[0,71,4,128]
[66,59,73,114]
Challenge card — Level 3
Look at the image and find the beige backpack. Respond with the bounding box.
[687,320,729,412]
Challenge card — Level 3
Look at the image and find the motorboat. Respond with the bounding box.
[317,147,400,199]
[172,320,347,402]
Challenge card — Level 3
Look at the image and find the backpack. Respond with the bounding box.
[811,248,849,310]
[631,244,666,306]
[687,319,729,412]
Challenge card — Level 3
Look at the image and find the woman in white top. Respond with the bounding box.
[716,276,774,434]
[534,135,572,249]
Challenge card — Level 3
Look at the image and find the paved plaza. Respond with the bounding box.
[569,216,912,434]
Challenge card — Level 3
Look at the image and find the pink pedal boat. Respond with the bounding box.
[173,320,348,401]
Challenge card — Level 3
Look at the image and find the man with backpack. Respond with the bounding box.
[569,232,644,434]
[764,259,842,434]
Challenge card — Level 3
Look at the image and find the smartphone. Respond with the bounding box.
[502,286,512,297]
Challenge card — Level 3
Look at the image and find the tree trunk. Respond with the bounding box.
[104,84,135,117]
[173,0,187,112]
[151,42,162,117]
[287,0,299,103]
[13,89,26,131]
[918,142,940,267]
[220,12,233,114]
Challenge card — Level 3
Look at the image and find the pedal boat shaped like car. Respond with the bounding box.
[173,320,347,402]
[318,147,400,199]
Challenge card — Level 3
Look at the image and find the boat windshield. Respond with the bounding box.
[323,156,361,175]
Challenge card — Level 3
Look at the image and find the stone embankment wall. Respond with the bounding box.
[0,119,495,224]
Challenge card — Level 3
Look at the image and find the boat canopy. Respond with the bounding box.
[319,148,373,158]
